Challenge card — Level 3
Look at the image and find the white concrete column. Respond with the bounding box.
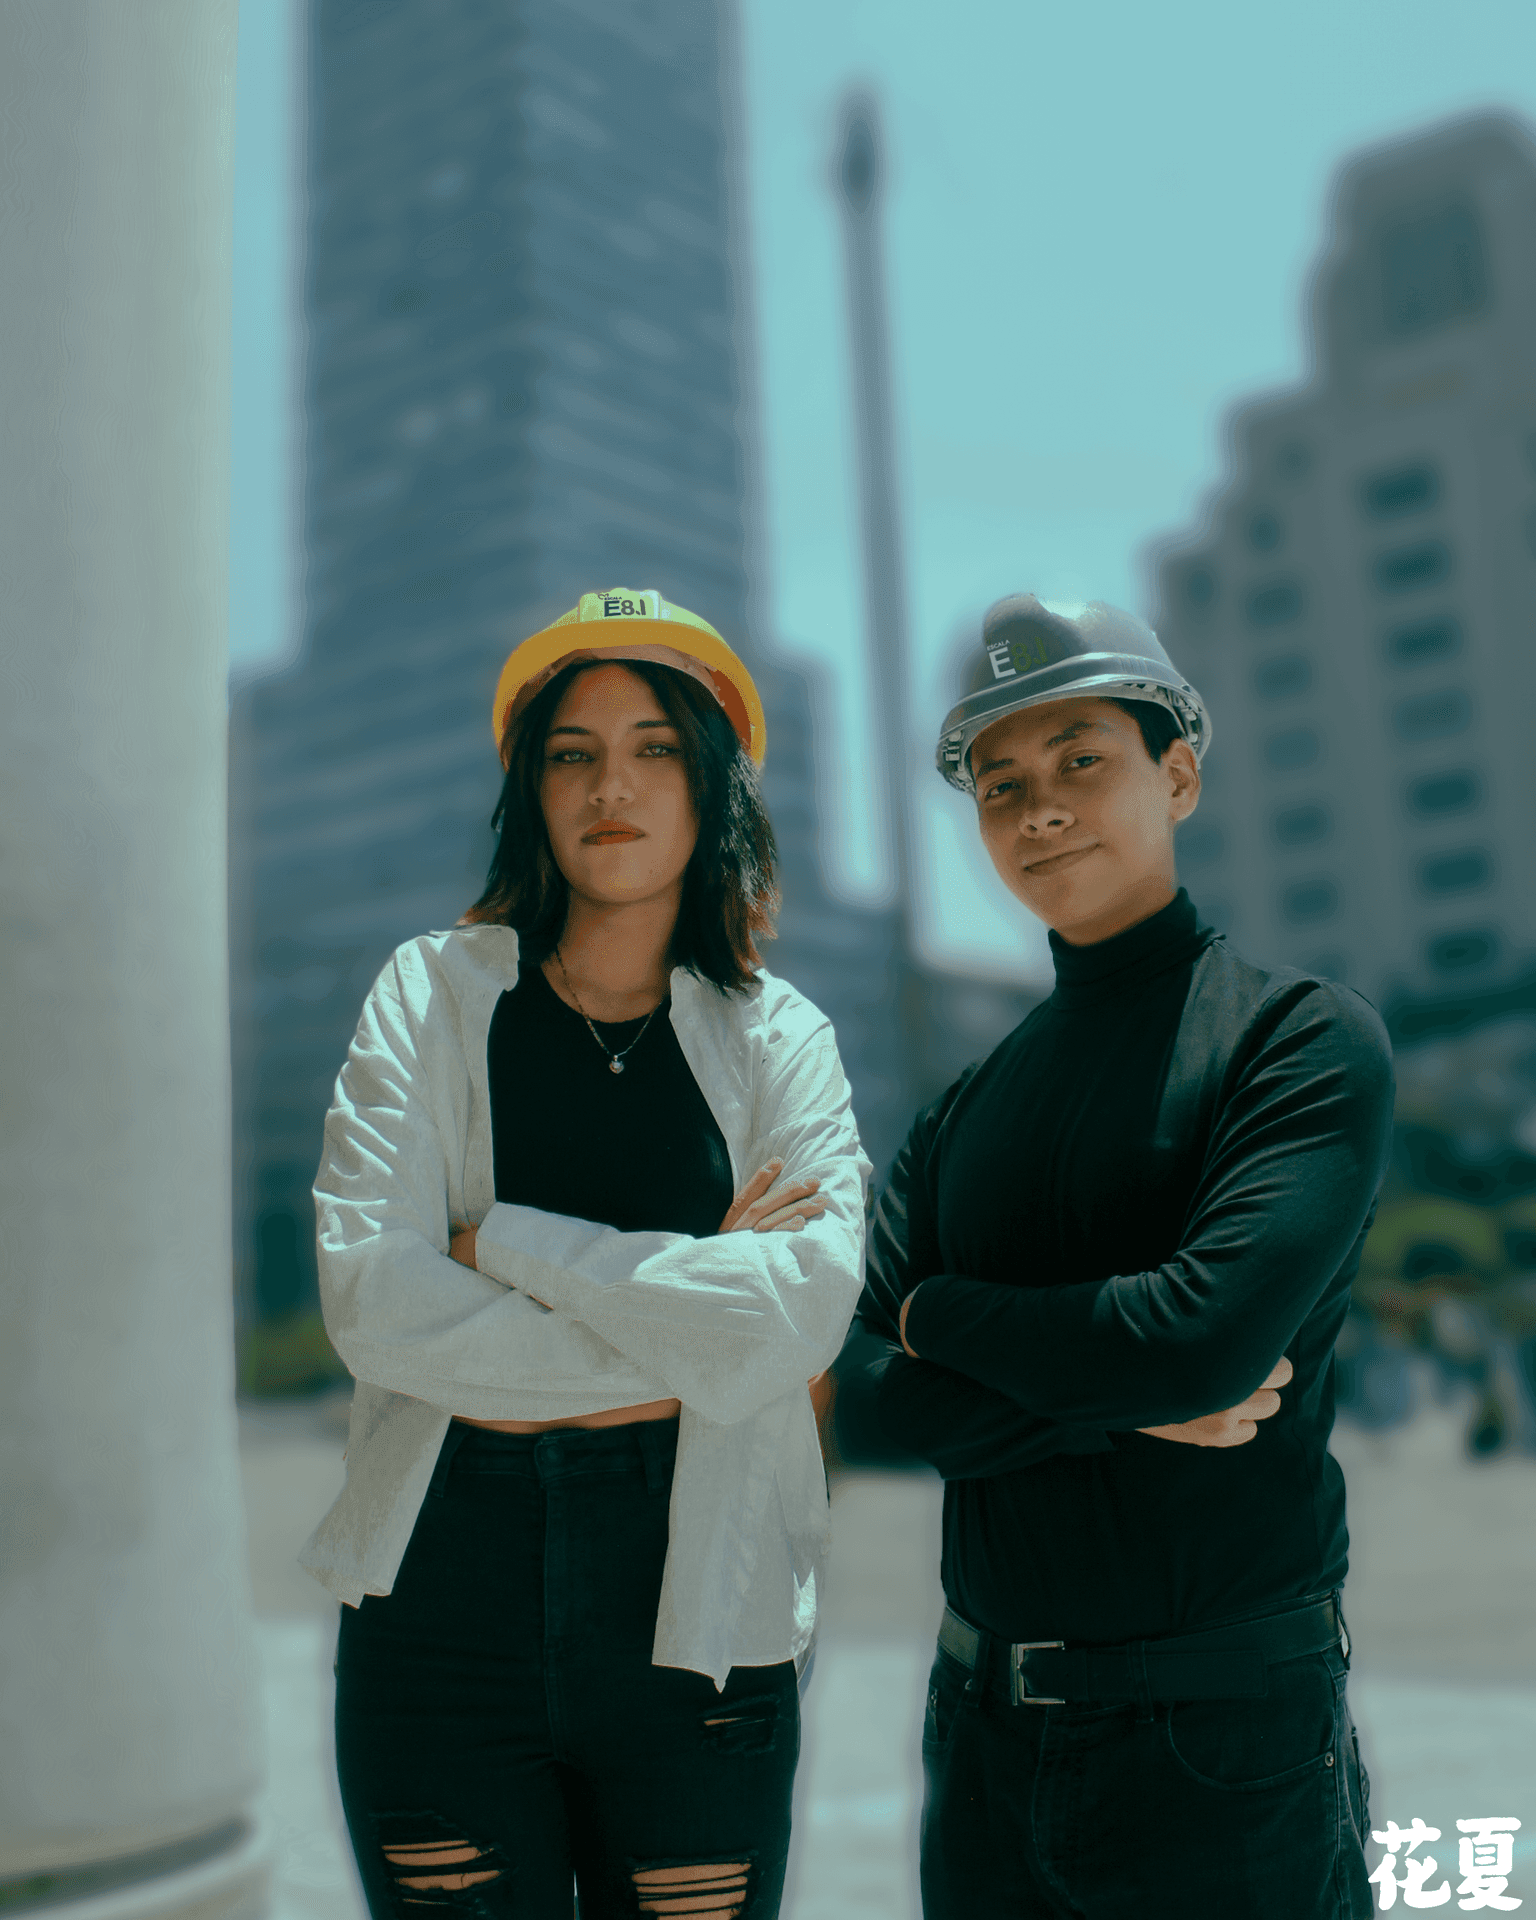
[0,5,268,1917]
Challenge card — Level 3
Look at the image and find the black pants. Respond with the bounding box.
[334,1418,800,1919]
[919,1629,1372,1918]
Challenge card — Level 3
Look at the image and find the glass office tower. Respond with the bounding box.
[1150,115,1536,1014]
[229,0,911,1353]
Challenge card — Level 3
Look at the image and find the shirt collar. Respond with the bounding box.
[1046,888,1216,1009]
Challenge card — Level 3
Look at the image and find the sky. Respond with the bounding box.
[230,0,1536,984]
[230,0,296,695]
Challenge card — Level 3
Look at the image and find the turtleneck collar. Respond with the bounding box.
[1046,888,1216,1010]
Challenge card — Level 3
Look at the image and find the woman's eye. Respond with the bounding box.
[640,740,680,757]
[546,749,589,764]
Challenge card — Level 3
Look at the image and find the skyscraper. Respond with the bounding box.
[1149,114,1536,1014]
[228,0,912,1350]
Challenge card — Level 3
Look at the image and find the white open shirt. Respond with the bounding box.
[301,924,871,1687]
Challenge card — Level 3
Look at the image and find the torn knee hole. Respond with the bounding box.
[632,1859,751,1917]
[382,1841,498,1891]
[374,1815,504,1902]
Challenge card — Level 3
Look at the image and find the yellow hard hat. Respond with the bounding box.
[492,589,766,766]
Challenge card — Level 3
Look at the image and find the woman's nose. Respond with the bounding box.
[588,754,634,805]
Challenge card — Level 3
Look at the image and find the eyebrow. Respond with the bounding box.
[545,719,676,739]
[974,718,1100,779]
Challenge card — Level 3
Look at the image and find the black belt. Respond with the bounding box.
[937,1595,1349,1707]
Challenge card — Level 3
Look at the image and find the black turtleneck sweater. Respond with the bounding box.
[830,891,1395,1645]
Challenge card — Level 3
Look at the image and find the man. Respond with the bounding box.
[826,595,1392,1918]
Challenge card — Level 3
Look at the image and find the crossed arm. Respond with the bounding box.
[449,1156,830,1285]
[315,959,868,1428]
[827,985,1394,1476]
[890,1285,1292,1451]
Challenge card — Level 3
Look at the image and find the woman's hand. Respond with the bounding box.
[1138,1356,1293,1448]
[809,1368,838,1466]
[718,1158,827,1235]
[449,1223,550,1310]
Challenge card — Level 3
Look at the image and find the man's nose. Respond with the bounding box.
[1018,788,1074,834]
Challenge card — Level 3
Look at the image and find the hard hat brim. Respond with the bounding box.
[493,620,767,766]
[936,654,1212,793]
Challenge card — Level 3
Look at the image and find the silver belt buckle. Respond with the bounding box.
[1010,1640,1067,1708]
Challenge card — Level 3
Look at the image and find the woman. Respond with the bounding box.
[301,588,870,1920]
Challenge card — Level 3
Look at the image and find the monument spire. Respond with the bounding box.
[834,89,917,931]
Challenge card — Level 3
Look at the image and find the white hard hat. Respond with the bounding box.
[936,594,1211,793]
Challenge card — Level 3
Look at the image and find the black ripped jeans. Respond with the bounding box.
[334,1417,800,1919]
[919,1624,1372,1918]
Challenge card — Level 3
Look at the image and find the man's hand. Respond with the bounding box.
[719,1158,827,1235]
[1138,1357,1293,1448]
[898,1285,921,1358]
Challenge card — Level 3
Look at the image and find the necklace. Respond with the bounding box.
[554,947,660,1075]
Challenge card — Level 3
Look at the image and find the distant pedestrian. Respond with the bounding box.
[825,594,1393,1918]
[304,590,869,1919]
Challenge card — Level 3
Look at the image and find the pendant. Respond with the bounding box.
[609,1058,625,1074]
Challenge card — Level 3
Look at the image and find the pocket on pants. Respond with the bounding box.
[922,1647,970,1758]
[1162,1652,1339,1792]
[1345,1699,1370,1841]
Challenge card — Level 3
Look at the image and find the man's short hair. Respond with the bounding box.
[1107,698,1185,764]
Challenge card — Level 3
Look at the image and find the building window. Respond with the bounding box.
[1178,823,1224,867]
[1183,565,1216,609]
[1385,617,1461,667]
[1281,878,1338,925]
[1373,541,1453,594]
[1378,199,1489,340]
[1360,462,1439,519]
[1247,581,1304,628]
[1406,769,1480,818]
[1272,802,1332,848]
[1253,654,1312,701]
[1264,726,1320,771]
[1417,847,1493,896]
[1392,688,1471,743]
[1248,512,1283,552]
[1274,441,1312,483]
[1426,927,1498,974]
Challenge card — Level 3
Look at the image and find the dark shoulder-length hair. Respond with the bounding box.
[462,659,778,993]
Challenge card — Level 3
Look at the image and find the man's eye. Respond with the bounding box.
[982,779,1016,801]
[1066,754,1100,771]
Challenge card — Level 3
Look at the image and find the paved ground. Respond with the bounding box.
[239,1377,1536,1917]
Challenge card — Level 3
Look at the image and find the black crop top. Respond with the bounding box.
[487,959,735,1239]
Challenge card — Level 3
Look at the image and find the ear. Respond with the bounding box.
[1165,740,1201,825]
